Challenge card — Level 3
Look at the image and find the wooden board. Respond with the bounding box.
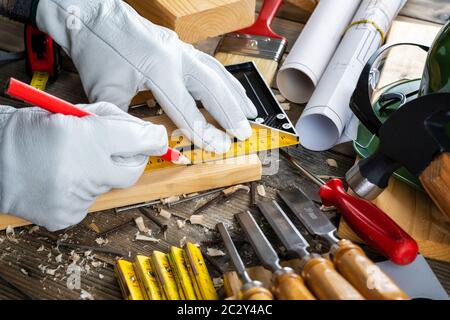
[125,0,256,44]
[0,112,262,230]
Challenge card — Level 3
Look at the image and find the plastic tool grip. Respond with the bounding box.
[319,179,418,265]
[237,0,285,39]
[4,77,183,164]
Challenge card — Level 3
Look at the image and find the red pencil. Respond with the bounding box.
[4,78,191,165]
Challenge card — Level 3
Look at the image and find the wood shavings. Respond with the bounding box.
[223,184,250,195]
[320,205,336,212]
[213,277,224,289]
[156,108,164,115]
[80,290,94,300]
[84,250,93,257]
[38,264,47,273]
[135,234,160,243]
[95,237,109,246]
[88,223,101,234]
[0,237,4,244]
[91,261,103,268]
[146,99,157,108]
[20,268,29,276]
[134,216,149,233]
[158,209,172,220]
[189,215,204,226]
[28,226,39,234]
[275,94,286,103]
[55,254,63,263]
[280,102,291,111]
[161,195,181,205]
[206,248,226,257]
[257,185,267,197]
[99,274,104,279]
[176,220,186,229]
[326,158,338,168]
[46,266,61,276]
[5,226,18,243]
[179,236,187,248]
[37,245,45,252]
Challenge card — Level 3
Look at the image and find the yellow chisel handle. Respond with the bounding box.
[302,256,365,300]
[332,239,409,300]
[271,269,316,300]
[241,286,274,300]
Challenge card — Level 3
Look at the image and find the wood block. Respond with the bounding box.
[338,177,450,263]
[126,0,256,44]
[0,112,262,230]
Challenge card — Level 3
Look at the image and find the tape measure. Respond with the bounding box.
[184,242,218,300]
[134,255,165,300]
[114,259,145,300]
[145,122,299,171]
[168,246,199,300]
[151,250,182,300]
[25,24,61,91]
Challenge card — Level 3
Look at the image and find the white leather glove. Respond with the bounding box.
[36,0,258,153]
[0,103,167,231]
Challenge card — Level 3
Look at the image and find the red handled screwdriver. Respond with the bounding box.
[4,78,191,165]
[280,149,418,265]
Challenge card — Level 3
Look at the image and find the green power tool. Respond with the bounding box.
[351,20,450,192]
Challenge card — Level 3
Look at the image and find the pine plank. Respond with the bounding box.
[125,0,256,44]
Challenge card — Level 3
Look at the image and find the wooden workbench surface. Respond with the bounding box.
[0,0,449,300]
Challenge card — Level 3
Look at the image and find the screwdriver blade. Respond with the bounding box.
[258,201,310,258]
[216,223,252,284]
[235,211,281,272]
[278,189,336,237]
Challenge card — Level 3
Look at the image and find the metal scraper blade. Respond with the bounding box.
[258,201,310,258]
[278,189,338,244]
[235,211,281,273]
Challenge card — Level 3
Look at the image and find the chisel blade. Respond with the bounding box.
[216,223,252,284]
[258,201,310,258]
[235,211,281,272]
[278,189,337,239]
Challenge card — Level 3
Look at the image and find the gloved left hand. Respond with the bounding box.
[36,0,258,154]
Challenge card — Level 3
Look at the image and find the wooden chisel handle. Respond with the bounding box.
[242,286,274,300]
[419,153,450,219]
[332,240,409,300]
[271,269,316,300]
[302,256,365,300]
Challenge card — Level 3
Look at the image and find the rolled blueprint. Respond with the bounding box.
[277,0,361,104]
[296,0,407,151]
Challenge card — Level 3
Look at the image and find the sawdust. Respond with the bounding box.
[280,102,291,111]
[80,289,94,300]
[158,209,172,220]
[37,245,45,252]
[176,220,186,229]
[189,215,204,226]
[5,226,18,243]
[88,223,101,234]
[326,158,338,168]
[206,248,226,257]
[135,234,160,243]
[257,185,267,197]
[94,237,109,246]
[275,94,286,103]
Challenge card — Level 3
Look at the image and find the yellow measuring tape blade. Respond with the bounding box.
[184,242,218,300]
[169,246,198,300]
[114,259,145,300]
[145,123,299,171]
[134,255,165,300]
[151,251,181,300]
[30,71,50,91]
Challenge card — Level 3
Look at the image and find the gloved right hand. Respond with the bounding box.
[0,102,167,231]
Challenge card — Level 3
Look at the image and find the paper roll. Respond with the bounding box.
[296,0,407,151]
[277,0,361,104]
